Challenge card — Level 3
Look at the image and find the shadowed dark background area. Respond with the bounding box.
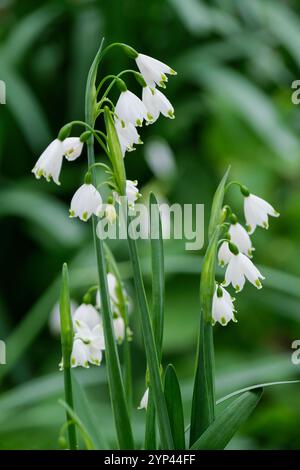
[0,0,300,449]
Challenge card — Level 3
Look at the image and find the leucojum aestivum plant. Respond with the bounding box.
[32,40,299,451]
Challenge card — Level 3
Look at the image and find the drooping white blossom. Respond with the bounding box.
[96,272,120,311]
[115,90,152,127]
[115,118,142,156]
[125,180,140,209]
[212,285,236,326]
[136,53,177,88]
[73,304,101,331]
[113,316,125,344]
[32,139,64,185]
[142,86,174,123]
[229,222,254,257]
[244,194,279,234]
[71,323,105,368]
[63,137,84,161]
[218,241,233,267]
[69,183,102,221]
[105,203,117,224]
[138,388,149,410]
[224,249,265,292]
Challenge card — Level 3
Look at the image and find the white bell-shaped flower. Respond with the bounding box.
[105,203,117,224]
[224,244,265,292]
[71,323,105,368]
[63,137,84,161]
[126,180,140,209]
[115,90,152,127]
[138,388,149,410]
[69,183,102,221]
[32,139,64,185]
[218,241,233,267]
[212,285,236,326]
[229,222,253,257]
[96,272,119,311]
[136,53,176,88]
[73,304,100,331]
[244,193,279,234]
[142,86,175,123]
[113,316,125,344]
[115,118,142,155]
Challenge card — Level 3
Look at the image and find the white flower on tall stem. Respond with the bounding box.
[218,241,233,267]
[228,220,254,258]
[135,53,177,88]
[115,118,142,155]
[243,193,279,234]
[32,139,64,185]
[224,243,265,292]
[63,137,84,161]
[113,316,125,344]
[115,90,152,127]
[212,285,236,326]
[142,86,175,123]
[138,388,149,410]
[71,304,105,368]
[69,183,102,221]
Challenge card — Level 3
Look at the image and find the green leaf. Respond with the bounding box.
[149,192,165,354]
[164,365,185,450]
[127,216,174,449]
[72,374,107,450]
[208,166,230,240]
[190,168,230,447]
[59,264,77,450]
[58,400,95,450]
[190,388,263,450]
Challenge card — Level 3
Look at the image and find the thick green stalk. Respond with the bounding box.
[85,40,134,449]
[189,168,230,447]
[127,217,174,450]
[59,263,77,450]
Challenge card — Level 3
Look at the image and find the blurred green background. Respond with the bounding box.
[1,0,300,450]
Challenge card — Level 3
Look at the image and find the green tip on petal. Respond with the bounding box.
[220,317,227,326]
[71,357,76,366]
[233,315,238,323]
[69,209,75,218]
[170,68,177,75]
[82,211,88,221]
[147,112,154,122]
[220,260,225,267]
[136,119,142,126]
[262,221,269,229]
[159,80,166,89]
[235,285,240,292]
[167,110,175,119]
[255,279,262,289]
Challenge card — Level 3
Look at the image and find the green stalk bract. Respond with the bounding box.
[190,167,230,447]
[59,263,77,450]
[85,39,134,450]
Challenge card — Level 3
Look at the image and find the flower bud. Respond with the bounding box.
[58,123,72,141]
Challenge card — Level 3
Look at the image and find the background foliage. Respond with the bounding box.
[0,0,300,449]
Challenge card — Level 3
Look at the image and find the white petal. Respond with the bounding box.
[71,339,89,368]
[70,184,102,221]
[224,256,245,292]
[73,304,100,331]
[115,90,149,126]
[138,388,149,410]
[32,139,64,185]
[113,317,125,344]
[63,137,84,161]
[136,53,176,88]
[218,242,233,266]
[229,223,253,257]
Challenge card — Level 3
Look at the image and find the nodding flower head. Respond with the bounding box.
[69,183,102,222]
[212,285,237,326]
[228,220,254,258]
[135,53,176,88]
[63,137,84,161]
[224,246,265,292]
[115,90,152,127]
[32,139,64,185]
[243,193,279,234]
[142,86,174,123]
[114,118,142,156]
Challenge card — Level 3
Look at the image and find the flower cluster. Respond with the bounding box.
[212,188,279,326]
[56,272,129,368]
[31,51,176,223]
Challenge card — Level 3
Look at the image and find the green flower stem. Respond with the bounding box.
[59,263,77,450]
[85,40,134,450]
[127,215,174,450]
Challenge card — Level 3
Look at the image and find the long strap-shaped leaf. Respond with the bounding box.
[164,365,185,449]
[85,40,134,450]
[127,216,174,450]
[145,193,165,449]
[190,168,230,446]
[190,388,263,450]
